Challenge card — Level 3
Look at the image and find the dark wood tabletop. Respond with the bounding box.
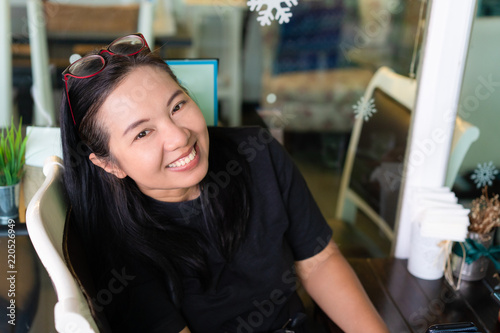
[320,258,500,333]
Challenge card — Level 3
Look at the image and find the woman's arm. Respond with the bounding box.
[179,327,191,333]
[295,240,389,332]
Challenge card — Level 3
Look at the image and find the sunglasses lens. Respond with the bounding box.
[69,55,105,77]
[108,35,145,55]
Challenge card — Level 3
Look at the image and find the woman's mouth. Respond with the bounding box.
[167,146,197,168]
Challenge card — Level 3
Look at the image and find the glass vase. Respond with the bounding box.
[451,231,495,281]
[0,183,20,225]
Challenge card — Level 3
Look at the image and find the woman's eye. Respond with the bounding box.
[172,100,186,113]
[135,130,150,140]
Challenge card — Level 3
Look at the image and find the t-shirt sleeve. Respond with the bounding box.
[266,132,333,261]
[104,263,187,333]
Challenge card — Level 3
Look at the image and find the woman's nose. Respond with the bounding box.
[161,121,190,152]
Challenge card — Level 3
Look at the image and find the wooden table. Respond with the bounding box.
[321,258,500,333]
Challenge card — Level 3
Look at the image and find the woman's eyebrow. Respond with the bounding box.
[167,89,183,107]
[122,90,183,136]
[123,119,149,137]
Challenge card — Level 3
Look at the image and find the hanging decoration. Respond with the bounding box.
[470,161,499,189]
[353,96,377,122]
[247,0,298,26]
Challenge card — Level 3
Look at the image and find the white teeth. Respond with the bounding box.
[168,148,196,168]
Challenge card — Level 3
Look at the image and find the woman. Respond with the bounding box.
[60,33,388,333]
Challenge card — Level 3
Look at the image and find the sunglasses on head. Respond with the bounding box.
[62,33,150,125]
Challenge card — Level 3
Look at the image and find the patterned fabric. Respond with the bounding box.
[261,2,374,132]
[273,1,346,74]
[261,68,373,132]
[259,0,418,132]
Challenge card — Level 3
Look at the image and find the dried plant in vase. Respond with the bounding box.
[451,186,500,282]
[468,186,500,235]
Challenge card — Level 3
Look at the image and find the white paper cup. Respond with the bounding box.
[408,222,446,280]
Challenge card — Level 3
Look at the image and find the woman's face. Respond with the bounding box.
[91,66,209,202]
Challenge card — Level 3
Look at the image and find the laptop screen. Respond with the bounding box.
[166,59,218,126]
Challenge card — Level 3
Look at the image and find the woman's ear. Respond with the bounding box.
[89,153,127,179]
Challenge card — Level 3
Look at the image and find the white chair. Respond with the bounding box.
[336,66,416,241]
[445,117,480,188]
[26,156,99,333]
[336,66,480,247]
[27,0,155,126]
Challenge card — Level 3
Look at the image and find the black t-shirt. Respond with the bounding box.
[104,127,332,333]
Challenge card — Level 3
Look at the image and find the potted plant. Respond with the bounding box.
[452,186,500,281]
[0,118,28,225]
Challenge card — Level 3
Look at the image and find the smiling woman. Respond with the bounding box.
[88,67,209,202]
[60,33,388,333]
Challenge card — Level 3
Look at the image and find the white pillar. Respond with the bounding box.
[227,7,243,127]
[138,0,155,49]
[1,0,13,127]
[394,0,477,258]
[27,0,55,126]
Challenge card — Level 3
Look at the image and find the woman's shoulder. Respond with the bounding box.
[208,126,278,154]
[208,126,267,142]
[208,126,292,175]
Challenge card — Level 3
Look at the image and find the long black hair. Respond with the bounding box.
[60,48,251,307]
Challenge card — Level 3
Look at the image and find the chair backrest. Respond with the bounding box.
[44,1,155,46]
[445,117,480,187]
[336,66,416,242]
[44,2,139,36]
[26,156,99,333]
[336,66,480,246]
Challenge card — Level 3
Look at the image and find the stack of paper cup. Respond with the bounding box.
[408,221,448,279]
[407,187,469,280]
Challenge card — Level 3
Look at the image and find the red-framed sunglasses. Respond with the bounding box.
[62,33,150,125]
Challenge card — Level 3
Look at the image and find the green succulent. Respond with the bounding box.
[0,118,28,186]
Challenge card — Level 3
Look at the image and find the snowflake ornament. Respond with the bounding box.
[353,96,377,122]
[471,161,499,188]
[247,0,298,26]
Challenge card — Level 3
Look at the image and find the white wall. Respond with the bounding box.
[394,0,476,258]
[457,17,500,174]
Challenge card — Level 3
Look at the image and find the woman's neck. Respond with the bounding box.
[141,184,201,203]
